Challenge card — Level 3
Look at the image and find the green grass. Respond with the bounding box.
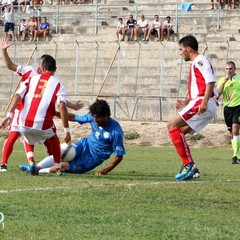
[0,142,239,240]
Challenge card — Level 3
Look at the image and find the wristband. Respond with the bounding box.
[6,112,13,119]
[63,127,70,133]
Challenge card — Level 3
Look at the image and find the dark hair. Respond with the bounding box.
[226,61,236,68]
[178,35,198,51]
[89,99,111,117]
[118,17,123,21]
[40,54,56,72]
[166,16,171,19]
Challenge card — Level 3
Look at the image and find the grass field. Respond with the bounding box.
[0,142,240,240]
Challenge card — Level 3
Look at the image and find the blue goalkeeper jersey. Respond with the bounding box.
[74,113,125,164]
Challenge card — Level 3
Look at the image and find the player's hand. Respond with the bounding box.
[0,38,12,50]
[0,117,11,129]
[95,170,107,176]
[197,102,207,114]
[175,99,189,110]
[71,101,84,111]
[63,132,71,144]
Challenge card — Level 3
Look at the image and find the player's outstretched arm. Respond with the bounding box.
[95,155,123,176]
[0,94,21,129]
[0,38,17,72]
[66,100,84,111]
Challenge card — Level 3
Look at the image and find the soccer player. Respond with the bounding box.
[1,55,71,176]
[217,61,240,164]
[0,38,83,172]
[19,99,125,176]
[167,35,219,181]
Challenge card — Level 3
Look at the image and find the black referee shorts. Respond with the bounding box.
[224,105,240,132]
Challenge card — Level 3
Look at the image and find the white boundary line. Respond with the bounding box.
[1,179,240,194]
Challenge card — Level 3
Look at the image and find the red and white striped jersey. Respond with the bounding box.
[16,65,41,110]
[16,72,67,130]
[188,54,218,100]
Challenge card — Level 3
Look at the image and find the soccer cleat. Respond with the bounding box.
[232,156,240,164]
[175,164,193,180]
[0,164,8,172]
[55,170,65,176]
[29,163,39,176]
[19,164,30,172]
[182,164,200,180]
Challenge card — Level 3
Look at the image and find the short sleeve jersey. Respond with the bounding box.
[137,19,149,28]
[163,20,173,28]
[40,21,50,30]
[16,72,67,130]
[126,19,137,28]
[188,54,218,100]
[75,113,125,163]
[217,74,240,107]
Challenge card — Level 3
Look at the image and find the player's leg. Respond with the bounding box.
[23,141,39,175]
[0,131,20,172]
[48,135,63,176]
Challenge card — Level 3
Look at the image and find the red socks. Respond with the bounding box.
[169,128,193,165]
[1,131,20,164]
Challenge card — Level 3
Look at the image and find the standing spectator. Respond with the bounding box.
[146,15,162,42]
[126,14,137,41]
[167,35,219,181]
[161,16,174,41]
[136,14,149,41]
[20,99,126,176]
[116,17,126,42]
[0,55,71,176]
[217,61,240,164]
[34,16,50,41]
[2,6,15,41]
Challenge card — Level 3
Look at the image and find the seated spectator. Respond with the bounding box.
[161,16,174,41]
[146,15,162,41]
[31,0,43,10]
[34,16,50,41]
[227,0,236,9]
[116,17,126,41]
[136,14,149,41]
[126,14,137,41]
[22,15,38,41]
[17,18,27,41]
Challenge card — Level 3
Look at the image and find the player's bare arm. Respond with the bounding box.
[198,82,215,114]
[0,38,17,72]
[66,100,84,111]
[58,101,71,144]
[0,94,21,129]
[95,155,123,176]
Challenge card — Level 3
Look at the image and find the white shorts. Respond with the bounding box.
[19,126,56,144]
[179,97,217,133]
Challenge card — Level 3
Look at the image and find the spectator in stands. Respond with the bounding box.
[2,5,15,42]
[146,15,162,42]
[210,0,222,9]
[17,18,27,41]
[161,16,174,41]
[227,0,236,9]
[126,14,137,41]
[22,15,38,41]
[31,0,43,10]
[116,17,126,42]
[34,17,50,41]
[136,14,149,41]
